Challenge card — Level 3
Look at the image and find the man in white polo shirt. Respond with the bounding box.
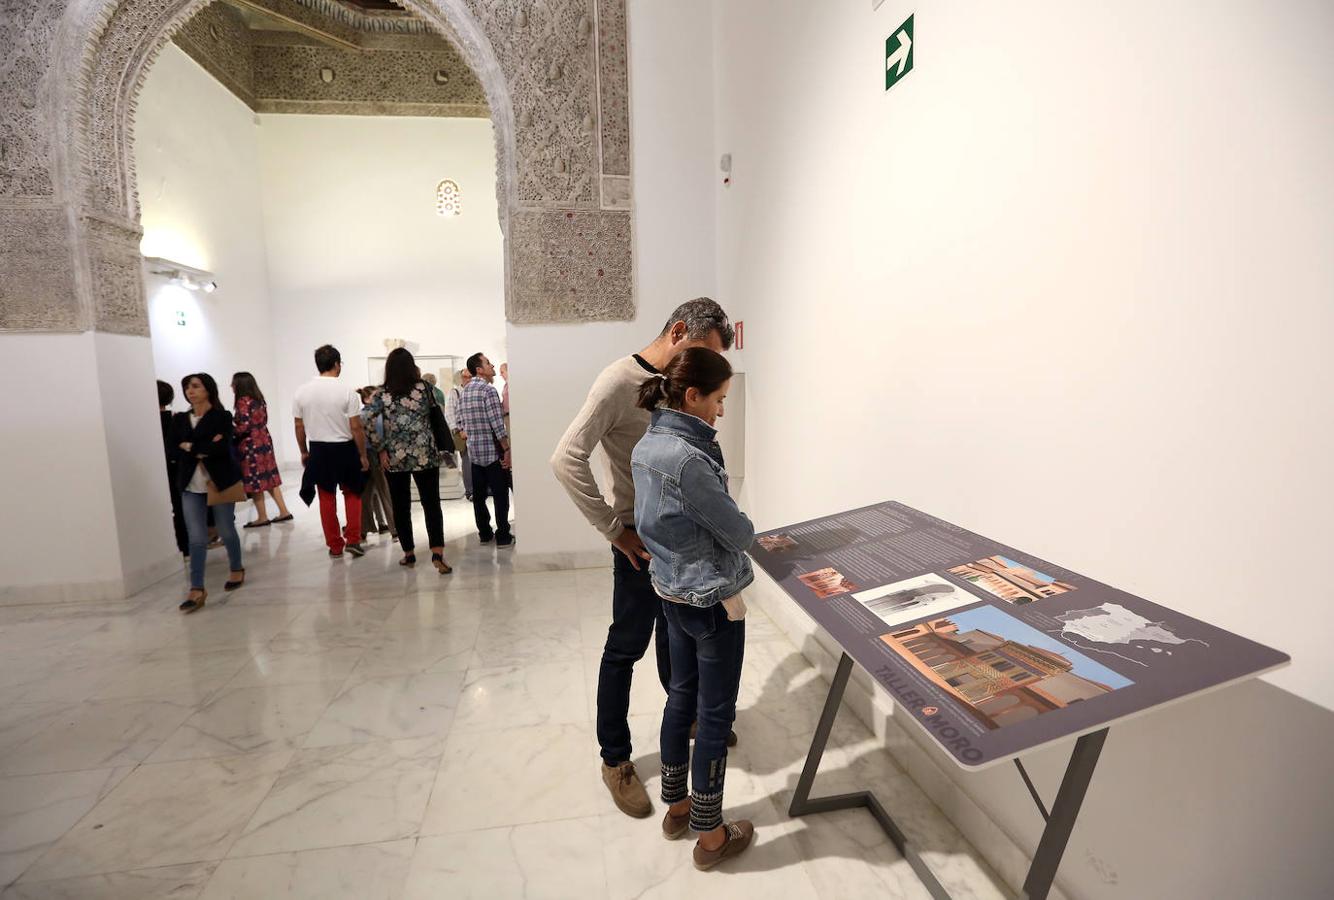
[293,344,369,559]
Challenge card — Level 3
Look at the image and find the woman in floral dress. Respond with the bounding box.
[231,372,291,527]
[361,348,452,573]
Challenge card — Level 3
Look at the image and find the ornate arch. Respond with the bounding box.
[0,0,634,333]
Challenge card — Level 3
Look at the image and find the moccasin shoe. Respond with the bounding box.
[601,761,652,818]
[693,820,754,871]
[662,804,690,840]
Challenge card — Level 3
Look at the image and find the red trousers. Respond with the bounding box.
[318,487,362,553]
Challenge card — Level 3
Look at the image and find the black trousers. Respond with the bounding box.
[471,460,511,540]
[168,471,188,554]
[597,546,671,764]
[386,467,444,553]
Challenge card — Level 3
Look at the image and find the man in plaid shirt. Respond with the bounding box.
[458,352,513,546]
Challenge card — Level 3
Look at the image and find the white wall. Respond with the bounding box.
[257,115,507,463]
[136,44,277,408]
[0,335,122,601]
[509,0,720,565]
[717,1,1334,897]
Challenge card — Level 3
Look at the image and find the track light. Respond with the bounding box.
[142,256,218,293]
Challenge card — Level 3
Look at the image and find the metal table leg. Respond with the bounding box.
[1020,728,1108,900]
[788,652,952,900]
[788,652,1109,900]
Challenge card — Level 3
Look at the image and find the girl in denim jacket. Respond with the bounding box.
[631,347,756,869]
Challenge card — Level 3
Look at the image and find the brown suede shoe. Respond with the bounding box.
[601,761,652,818]
[693,820,755,871]
[662,804,690,840]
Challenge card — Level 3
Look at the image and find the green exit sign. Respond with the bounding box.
[885,14,914,91]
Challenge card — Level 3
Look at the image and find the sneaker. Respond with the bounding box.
[496,535,515,548]
[329,549,344,558]
[479,533,494,544]
[601,761,652,818]
[693,820,754,871]
[345,543,366,558]
[662,804,690,840]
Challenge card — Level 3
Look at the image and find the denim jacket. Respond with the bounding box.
[631,407,755,608]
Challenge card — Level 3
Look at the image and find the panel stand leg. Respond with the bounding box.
[788,653,1109,900]
[789,653,952,900]
[1020,728,1108,900]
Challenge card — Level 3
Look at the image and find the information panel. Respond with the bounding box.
[750,502,1289,769]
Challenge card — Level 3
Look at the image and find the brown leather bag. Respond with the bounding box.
[206,476,247,506]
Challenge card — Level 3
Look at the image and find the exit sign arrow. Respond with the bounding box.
[885,14,914,91]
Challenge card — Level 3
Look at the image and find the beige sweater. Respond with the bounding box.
[550,355,657,541]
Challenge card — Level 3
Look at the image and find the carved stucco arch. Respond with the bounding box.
[0,0,633,333]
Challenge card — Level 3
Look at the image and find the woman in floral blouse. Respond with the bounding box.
[231,372,292,528]
[361,348,451,573]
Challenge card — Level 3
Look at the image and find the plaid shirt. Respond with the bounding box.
[458,378,508,466]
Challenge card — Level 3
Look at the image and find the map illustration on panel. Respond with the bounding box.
[852,574,980,629]
[1053,603,1211,668]
[880,606,1132,730]
[948,555,1075,605]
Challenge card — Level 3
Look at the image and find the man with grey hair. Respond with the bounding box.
[552,297,735,819]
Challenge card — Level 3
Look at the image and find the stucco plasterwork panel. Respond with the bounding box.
[509,207,632,323]
[0,0,635,333]
[462,0,599,207]
[595,0,628,177]
[85,216,148,335]
[253,43,486,109]
[173,1,256,108]
[0,206,83,331]
[0,0,68,198]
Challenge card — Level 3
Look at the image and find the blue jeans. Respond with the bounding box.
[659,600,745,833]
[182,491,241,589]
[596,547,671,765]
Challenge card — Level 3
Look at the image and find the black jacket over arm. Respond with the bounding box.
[169,408,243,494]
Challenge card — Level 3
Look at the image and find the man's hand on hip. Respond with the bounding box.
[611,529,652,570]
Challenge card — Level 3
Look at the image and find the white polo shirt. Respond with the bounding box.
[292,376,361,443]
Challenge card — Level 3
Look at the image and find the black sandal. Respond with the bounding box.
[431,552,452,575]
[179,589,206,613]
[224,569,245,591]
[399,553,416,568]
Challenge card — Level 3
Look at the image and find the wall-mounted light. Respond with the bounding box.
[143,256,218,293]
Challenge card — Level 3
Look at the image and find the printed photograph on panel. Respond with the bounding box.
[797,566,860,599]
[948,555,1075,605]
[757,533,799,553]
[852,574,982,629]
[880,606,1132,730]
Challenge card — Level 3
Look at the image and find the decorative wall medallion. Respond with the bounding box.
[436,178,460,216]
[320,67,336,83]
[433,68,449,84]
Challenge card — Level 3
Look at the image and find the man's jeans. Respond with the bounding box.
[596,547,670,765]
[659,601,745,833]
[470,460,511,541]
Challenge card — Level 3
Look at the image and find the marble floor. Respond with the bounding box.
[0,495,1010,899]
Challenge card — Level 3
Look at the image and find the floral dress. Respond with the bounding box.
[361,382,445,473]
[233,396,282,493]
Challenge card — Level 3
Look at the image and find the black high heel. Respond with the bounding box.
[431,552,452,575]
[399,553,416,568]
[179,589,206,613]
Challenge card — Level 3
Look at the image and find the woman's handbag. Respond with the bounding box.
[427,390,456,454]
[206,477,247,506]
